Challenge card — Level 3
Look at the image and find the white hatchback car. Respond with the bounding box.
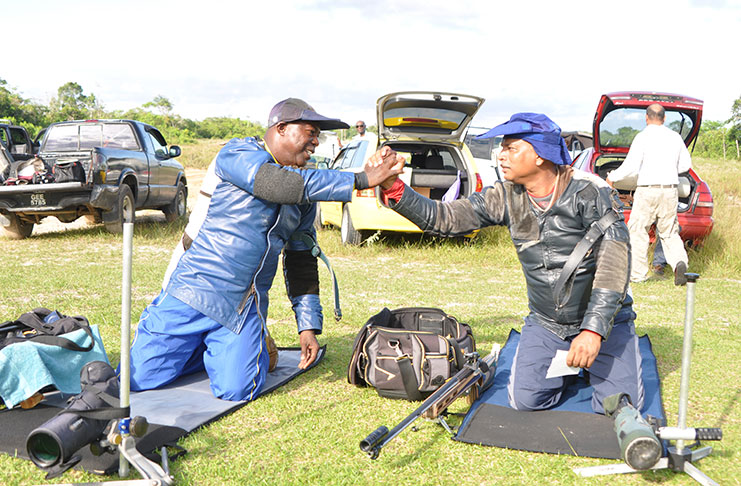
[318,91,486,245]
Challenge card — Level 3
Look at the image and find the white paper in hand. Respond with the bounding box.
[545,349,580,379]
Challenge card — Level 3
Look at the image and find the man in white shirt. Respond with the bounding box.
[352,120,378,145]
[606,104,691,286]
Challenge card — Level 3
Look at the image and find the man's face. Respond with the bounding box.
[278,121,321,167]
[497,138,539,183]
[356,121,366,135]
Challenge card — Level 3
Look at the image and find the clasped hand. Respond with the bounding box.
[364,146,406,189]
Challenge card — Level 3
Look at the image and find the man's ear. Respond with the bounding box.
[276,122,288,135]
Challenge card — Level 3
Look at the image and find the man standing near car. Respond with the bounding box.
[606,103,691,286]
[128,98,402,401]
[372,113,644,414]
[352,120,378,145]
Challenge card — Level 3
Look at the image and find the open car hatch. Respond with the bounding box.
[592,92,703,154]
[377,92,484,143]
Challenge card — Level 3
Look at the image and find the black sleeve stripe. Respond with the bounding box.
[283,250,320,298]
[254,163,304,204]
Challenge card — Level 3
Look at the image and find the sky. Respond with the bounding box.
[2,0,740,132]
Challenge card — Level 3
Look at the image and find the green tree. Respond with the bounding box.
[0,78,49,133]
[728,94,741,143]
[194,117,265,139]
[49,82,103,121]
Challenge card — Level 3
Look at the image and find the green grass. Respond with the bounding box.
[0,151,739,485]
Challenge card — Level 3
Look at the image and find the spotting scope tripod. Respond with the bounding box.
[574,273,722,486]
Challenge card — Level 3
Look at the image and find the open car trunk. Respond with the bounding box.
[384,141,473,201]
[591,92,704,213]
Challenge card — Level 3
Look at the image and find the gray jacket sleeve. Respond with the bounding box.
[578,187,631,339]
[387,184,508,236]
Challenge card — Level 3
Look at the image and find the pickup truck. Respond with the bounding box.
[0,119,188,239]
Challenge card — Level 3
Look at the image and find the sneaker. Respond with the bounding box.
[266,332,279,372]
[674,261,688,286]
[652,264,666,276]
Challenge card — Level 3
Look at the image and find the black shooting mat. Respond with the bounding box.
[455,330,664,458]
[0,346,325,475]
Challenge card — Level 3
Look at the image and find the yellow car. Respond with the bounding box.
[318,91,485,245]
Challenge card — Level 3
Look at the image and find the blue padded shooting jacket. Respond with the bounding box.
[166,138,355,335]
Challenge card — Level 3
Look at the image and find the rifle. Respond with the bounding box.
[360,344,500,460]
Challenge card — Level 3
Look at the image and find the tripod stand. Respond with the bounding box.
[574,273,722,486]
[37,223,173,486]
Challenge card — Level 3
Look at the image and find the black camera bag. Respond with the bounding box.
[347,307,476,401]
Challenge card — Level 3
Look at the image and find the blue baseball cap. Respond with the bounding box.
[268,98,349,130]
[477,112,572,166]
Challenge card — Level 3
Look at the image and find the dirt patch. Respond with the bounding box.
[30,168,208,236]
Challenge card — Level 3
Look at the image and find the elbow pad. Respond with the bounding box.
[254,163,305,204]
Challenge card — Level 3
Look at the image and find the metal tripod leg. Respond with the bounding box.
[118,438,172,485]
[573,274,720,485]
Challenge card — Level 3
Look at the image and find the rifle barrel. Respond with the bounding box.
[360,351,497,459]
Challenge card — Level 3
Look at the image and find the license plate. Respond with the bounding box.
[30,193,46,206]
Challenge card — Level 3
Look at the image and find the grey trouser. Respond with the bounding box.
[508,311,644,414]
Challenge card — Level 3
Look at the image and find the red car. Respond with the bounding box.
[572,91,714,247]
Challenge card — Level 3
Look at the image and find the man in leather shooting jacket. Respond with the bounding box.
[128,98,403,401]
[374,113,644,414]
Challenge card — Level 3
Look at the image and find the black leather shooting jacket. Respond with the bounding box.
[386,166,633,340]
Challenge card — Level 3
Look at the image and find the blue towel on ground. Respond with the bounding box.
[0,325,108,408]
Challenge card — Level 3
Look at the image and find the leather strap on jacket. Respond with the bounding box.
[554,209,621,309]
[292,232,342,321]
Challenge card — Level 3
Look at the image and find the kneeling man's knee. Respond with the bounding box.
[509,386,561,411]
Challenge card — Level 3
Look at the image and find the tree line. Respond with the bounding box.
[2,79,738,159]
[0,80,265,144]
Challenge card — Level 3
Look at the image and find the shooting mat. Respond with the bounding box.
[0,346,325,475]
[455,330,664,458]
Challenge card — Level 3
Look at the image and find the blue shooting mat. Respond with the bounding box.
[455,329,664,458]
[0,346,325,475]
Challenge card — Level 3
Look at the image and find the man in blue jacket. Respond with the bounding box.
[129,98,402,401]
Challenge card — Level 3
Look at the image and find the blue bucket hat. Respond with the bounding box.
[477,112,572,166]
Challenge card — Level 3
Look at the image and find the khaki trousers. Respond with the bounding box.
[628,186,688,281]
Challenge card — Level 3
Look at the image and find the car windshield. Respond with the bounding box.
[44,123,139,151]
[600,108,694,148]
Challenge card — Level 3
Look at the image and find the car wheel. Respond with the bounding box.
[341,205,365,246]
[1,213,34,239]
[164,182,188,222]
[103,185,135,234]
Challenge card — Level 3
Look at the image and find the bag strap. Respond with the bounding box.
[59,389,129,420]
[396,356,424,401]
[292,231,342,321]
[5,311,95,352]
[554,209,621,308]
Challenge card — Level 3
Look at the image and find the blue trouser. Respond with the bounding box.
[508,311,644,414]
[128,291,269,401]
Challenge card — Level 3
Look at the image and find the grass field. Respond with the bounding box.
[0,148,739,485]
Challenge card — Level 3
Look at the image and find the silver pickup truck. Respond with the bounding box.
[0,119,188,239]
